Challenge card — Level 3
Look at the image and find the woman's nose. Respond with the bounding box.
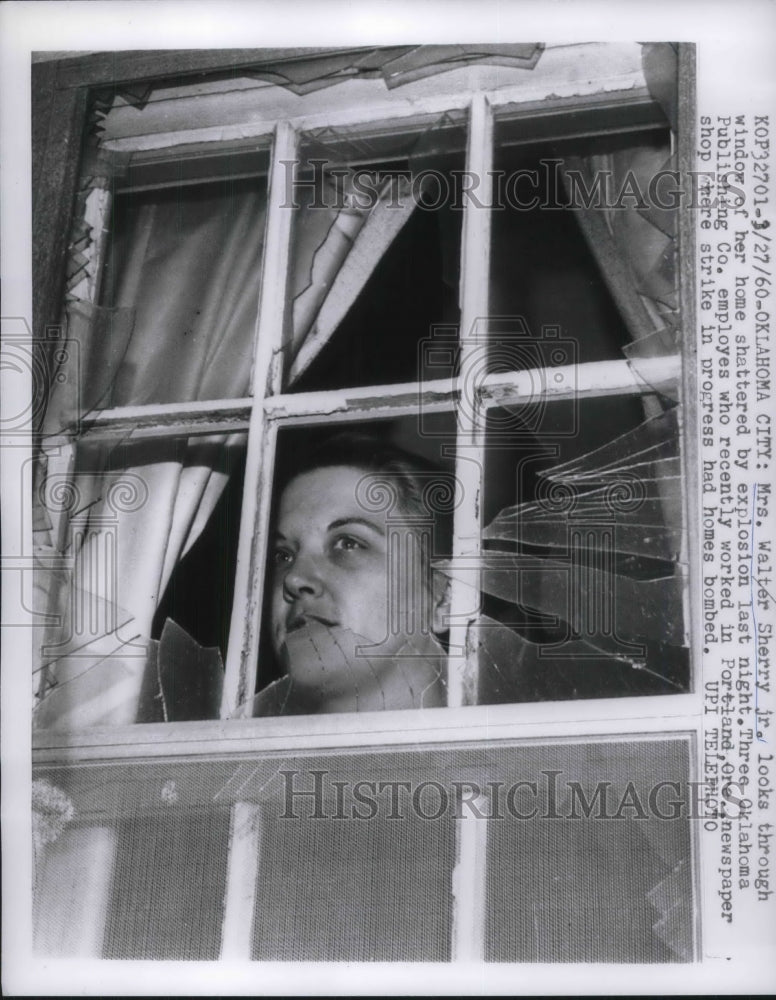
[283,554,325,599]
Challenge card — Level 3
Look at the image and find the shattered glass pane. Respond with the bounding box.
[541,406,678,479]
[33,435,245,728]
[483,407,683,555]
[439,556,684,645]
[471,396,689,700]
[139,620,224,723]
[474,615,688,700]
[485,520,683,562]
[484,407,684,562]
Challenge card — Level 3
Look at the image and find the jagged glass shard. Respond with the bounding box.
[438,554,684,646]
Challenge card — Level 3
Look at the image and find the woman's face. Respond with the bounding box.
[270,465,442,696]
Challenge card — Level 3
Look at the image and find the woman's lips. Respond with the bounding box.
[286,613,338,634]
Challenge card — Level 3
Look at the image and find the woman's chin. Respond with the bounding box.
[280,623,376,695]
[277,625,446,712]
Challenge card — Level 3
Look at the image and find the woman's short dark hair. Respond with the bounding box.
[276,429,455,549]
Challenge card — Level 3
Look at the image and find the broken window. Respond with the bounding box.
[31,43,698,964]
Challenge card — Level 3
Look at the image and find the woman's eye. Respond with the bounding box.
[273,547,294,565]
[333,535,366,553]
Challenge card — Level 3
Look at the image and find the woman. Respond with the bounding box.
[247,431,453,716]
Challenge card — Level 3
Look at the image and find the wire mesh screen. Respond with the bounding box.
[33,735,694,962]
[103,811,231,959]
[483,740,693,962]
[33,807,232,959]
[252,792,454,961]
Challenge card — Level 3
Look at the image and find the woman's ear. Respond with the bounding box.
[431,570,452,634]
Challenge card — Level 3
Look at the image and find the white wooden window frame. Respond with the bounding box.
[33,42,701,963]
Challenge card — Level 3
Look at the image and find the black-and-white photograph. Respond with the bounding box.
[2,3,775,995]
